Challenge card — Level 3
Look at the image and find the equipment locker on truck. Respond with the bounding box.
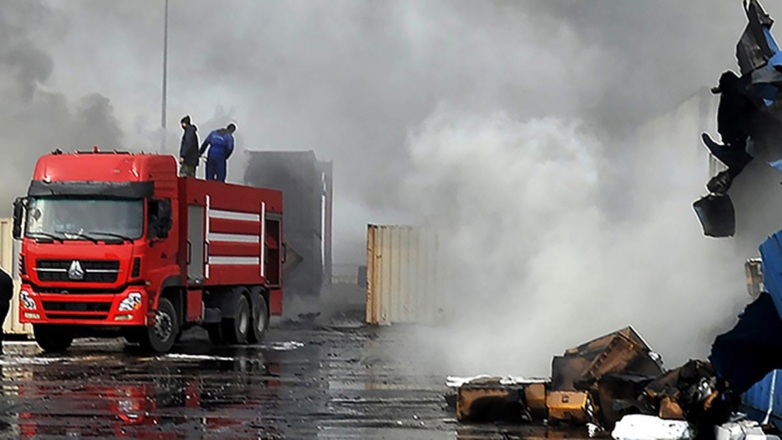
[12,148,284,353]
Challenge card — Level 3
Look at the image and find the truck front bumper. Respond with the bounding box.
[19,285,149,326]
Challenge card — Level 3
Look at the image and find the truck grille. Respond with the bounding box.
[44,313,108,321]
[42,302,112,312]
[35,260,120,283]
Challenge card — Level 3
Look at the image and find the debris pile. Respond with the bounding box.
[445,327,780,439]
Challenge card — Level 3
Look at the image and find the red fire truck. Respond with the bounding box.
[11,149,284,353]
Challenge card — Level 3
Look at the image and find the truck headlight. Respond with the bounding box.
[745,258,764,299]
[20,291,36,310]
[118,292,143,312]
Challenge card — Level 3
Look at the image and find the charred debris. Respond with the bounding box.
[444,326,778,439]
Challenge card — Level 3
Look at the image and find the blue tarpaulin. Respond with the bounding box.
[743,370,782,428]
[709,230,782,394]
[760,231,782,319]
[709,291,782,395]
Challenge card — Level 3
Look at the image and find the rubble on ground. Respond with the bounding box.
[715,419,780,440]
[444,326,779,439]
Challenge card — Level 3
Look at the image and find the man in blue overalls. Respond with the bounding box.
[199,123,236,182]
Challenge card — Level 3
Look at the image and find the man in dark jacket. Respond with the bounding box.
[0,269,12,354]
[199,123,236,182]
[179,115,200,178]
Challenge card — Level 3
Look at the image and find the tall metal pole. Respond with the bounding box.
[161,0,169,152]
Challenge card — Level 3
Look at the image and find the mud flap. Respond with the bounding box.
[693,194,736,237]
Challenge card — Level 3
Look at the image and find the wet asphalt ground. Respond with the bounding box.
[0,309,588,439]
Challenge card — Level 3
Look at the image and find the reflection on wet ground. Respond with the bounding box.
[0,319,584,439]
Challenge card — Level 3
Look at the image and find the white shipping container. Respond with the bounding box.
[0,218,32,336]
[365,225,448,325]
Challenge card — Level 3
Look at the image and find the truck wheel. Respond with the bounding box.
[248,297,269,344]
[34,324,74,353]
[222,294,250,345]
[141,298,179,354]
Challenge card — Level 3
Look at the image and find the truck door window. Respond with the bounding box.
[148,199,172,239]
[148,200,160,239]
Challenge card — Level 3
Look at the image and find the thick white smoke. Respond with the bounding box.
[399,105,747,377]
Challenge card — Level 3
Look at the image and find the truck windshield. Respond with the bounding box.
[26,197,144,241]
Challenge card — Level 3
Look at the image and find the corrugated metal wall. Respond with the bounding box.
[365,225,447,325]
[0,218,32,336]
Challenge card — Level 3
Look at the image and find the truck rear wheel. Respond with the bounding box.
[222,294,251,345]
[141,298,179,353]
[34,324,74,353]
[248,296,269,344]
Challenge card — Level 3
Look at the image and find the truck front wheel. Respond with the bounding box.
[34,324,74,353]
[141,298,179,353]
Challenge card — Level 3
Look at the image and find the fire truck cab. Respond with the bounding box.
[13,149,283,353]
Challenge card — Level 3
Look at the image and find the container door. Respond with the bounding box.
[187,205,205,282]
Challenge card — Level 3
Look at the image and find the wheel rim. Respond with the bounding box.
[239,305,249,335]
[155,310,173,342]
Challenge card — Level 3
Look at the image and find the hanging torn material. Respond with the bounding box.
[695,0,782,237]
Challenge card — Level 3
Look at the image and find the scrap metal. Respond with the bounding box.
[448,327,735,437]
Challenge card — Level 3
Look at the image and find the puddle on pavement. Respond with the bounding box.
[0,325,552,439]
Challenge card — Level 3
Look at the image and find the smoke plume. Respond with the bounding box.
[0,0,123,211]
[395,104,747,376]
[33,0,751,265]
[4,1,776,371]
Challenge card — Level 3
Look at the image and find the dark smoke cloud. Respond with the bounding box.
[0,0,123,211]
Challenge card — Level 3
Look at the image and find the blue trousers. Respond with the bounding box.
[205,158,227,182]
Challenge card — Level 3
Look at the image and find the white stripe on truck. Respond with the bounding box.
[207,233,259,244]
[202,199,268,277]
[260,202,266,278]
[209,209,261,222]
[205,195,211,280]
[208,256,260,265]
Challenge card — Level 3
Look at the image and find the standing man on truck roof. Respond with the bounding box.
[178,115,200,178]
[0,269,12,355]
[199,123,236,182]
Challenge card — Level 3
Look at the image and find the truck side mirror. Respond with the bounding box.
[12,197,26,240]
